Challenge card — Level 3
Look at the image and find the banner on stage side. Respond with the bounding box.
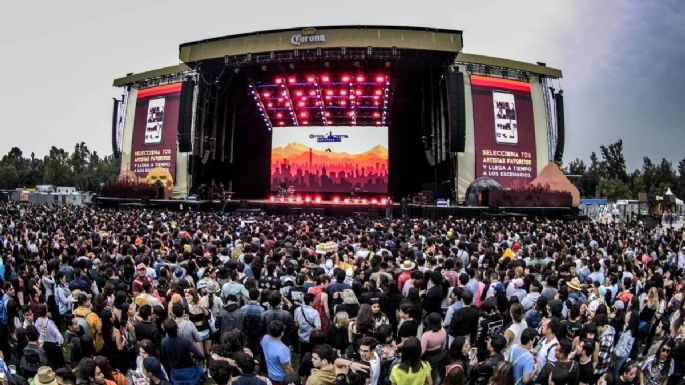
[471,75,537,189]
[129,83,181,190]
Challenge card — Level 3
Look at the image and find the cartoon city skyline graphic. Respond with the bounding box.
[271,142,389,192]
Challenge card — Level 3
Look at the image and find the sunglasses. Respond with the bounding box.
[661,347,671,353]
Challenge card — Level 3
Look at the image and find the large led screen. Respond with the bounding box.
[471,75,537,189]
[271,126,388,193]
[130,83,181,185]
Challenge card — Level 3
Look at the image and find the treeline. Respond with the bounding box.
[564,139,685,201]
[0,142,119,192]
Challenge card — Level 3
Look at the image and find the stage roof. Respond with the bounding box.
[457,53,562,78]
[112,64,190,87]
[179,26,463,64]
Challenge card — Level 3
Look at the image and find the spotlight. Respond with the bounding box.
[333,197,340,204]
[315,197,321,203]
[270,196,275,202]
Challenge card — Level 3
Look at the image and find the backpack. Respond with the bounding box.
[244,312,263,340]
[75,310,94,340]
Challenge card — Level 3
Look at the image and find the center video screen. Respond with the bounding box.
[270,126,388,193]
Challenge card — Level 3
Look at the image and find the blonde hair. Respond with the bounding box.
[334,311,350,329]
[514,266,524,279]
[647,287,659,309]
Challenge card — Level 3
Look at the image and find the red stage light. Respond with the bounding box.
[282,91,287,96]
[279,197,285,202]
[295,91,303,96]
[355,89,362,95]
[276,113,282,118]
[375,89,383,95]
[381,198,387,205]
[279,121,285,125]
[341,75,350,82]
[344,198,350,204]
[263,92,270,97]
[285,102,290,107]
[356,75,365,82]
[267,103,273,107]
[325,112,331,117]
[315,197,321,203]
[298,102,305,107]
[288,77,296,83]
[321,76,330,82]
[348,111,355,117]
[288,197,294,202]
[373,112,380,117]
[300,112,308,117]
[302,120,309,125]
[349,95,355,100]
[371,199,377,204]
[326,89,334,95]
[309,91,316,96]
[376,121,381,125]
[275,78,283,84]
[374,101,379,106]
[305,196,311,203]
[376,76,385,82]
[325,95,331,100]
[362,199,368,204]
[340,90,347,95]
[277,97,284,102]
[340,101,346,106]
[333,197,340,203]
[296,196,302,202]
[270,196,275,202]
[354,199,359,204]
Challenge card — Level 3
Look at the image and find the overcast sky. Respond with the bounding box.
[1,0,683,170]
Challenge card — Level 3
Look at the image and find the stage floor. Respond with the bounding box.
[93,196,581,219]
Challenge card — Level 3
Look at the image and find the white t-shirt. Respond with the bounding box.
[368,352,381,385]
[506,320,528,346]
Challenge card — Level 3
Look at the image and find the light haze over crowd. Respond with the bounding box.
[1,0,683,170]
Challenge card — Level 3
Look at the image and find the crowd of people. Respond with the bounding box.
[0,202,684,385]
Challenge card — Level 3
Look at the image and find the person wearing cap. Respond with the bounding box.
[34,367,58,385]
[397,260,416,291]
[142,357,172,385]
[132,263,152,295]
[566,278,587,306]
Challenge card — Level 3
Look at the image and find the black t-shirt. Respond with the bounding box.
[449,306,480,342]
[578,360,593,385]
[397,319,419,340]
[423,284,444,315]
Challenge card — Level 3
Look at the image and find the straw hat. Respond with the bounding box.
[34,367,58,385]
[400,260,416,271]
[566,277,582,291]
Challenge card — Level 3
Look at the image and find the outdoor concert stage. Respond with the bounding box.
[93,196,579,219]
[111,26,565,207]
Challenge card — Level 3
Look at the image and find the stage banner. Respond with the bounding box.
[471,75,536,189]
[129,83,181,189]
[271,126,388,193]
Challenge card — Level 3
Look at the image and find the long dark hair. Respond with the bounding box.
[651,338,675,375]
[398,337,423,373]
[489,361,514,385]
[441,364,465,385]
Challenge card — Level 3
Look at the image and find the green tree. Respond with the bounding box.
[43,146,72,186]
[68,142,91,191]
[0,162,19,189]
[599,140,628,181]
[596,177,631,202]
